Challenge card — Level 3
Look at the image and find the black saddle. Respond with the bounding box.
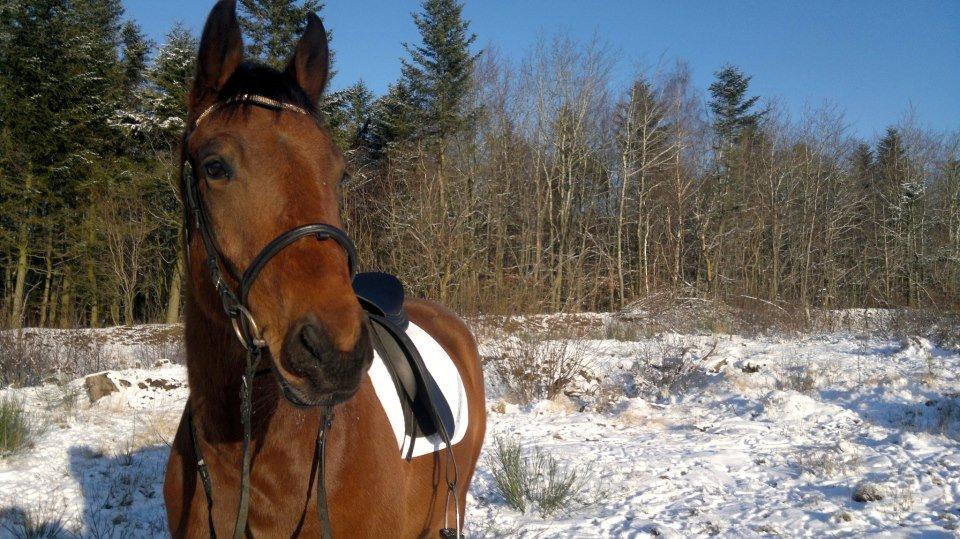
[352,272,455,459]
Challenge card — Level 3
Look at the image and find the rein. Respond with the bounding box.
[182,95,353,539]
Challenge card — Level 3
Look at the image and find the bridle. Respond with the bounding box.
[181,94,355,539]
[183,93,358,352]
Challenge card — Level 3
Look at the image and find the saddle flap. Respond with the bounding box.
[367,315,456,445]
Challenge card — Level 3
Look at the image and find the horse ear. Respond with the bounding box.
[285,13,330,102]
[191,0,243,112]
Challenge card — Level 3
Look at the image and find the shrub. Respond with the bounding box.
[0,397,36,456]
[794,443,862,477]
[903,395,960,440]
[613,290,814,337]
[776,365,820,395]
[615,338,711,402]
[134,340,186,366]
[0,331,44,388]
[852,482,884,503]
[886,309,960,349]
[488,436,588,517]
[613,292,734,336]
[489,436,526,512]
[0,330,111,388]
[490,332,591,404]
[728,295,810,335]
[604,318,651,342]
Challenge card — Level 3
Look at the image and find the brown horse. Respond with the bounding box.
[163,1,487,536]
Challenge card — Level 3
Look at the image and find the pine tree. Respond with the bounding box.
[146,24,198,141]
[708,64,766,142]
[400,0,478,141]
[325,80,374,149]
[877,128,905,165]
[851,143,875,189]
[876,127,921,203]
[238,0,325,68]
[119,21,150,101]
[876,128,906,173]
[110,21,154,157]
[0,0,131,326]
[369,82,418,154]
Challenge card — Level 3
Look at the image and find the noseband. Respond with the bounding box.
[182,94,352,539]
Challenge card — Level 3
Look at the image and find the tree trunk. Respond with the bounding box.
[11,230,30,327]
[86,226,100,328]
[124,289,135,326]
[48,279,61,328]
[165,248,185,324]
[38,234,53,327]
[10,172,36,327]
[58,269,72,329]
[2,264,12,327]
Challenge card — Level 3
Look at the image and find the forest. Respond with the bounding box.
[1,0,958,328]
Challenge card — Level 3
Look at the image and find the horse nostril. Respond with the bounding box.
[298,321,330,361]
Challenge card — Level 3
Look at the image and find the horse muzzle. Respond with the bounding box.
[277,314,373,407]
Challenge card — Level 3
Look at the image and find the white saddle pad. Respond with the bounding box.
[368,322,469,458]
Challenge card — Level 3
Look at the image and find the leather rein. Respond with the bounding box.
[181,94,354,539]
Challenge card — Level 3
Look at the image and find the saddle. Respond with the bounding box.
[353,272,456,459]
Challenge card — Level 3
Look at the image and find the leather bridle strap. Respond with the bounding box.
[316,408,335,539]
[182,162,358,351]
[240,224,357,306]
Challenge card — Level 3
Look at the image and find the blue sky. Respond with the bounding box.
[122,0,959,141]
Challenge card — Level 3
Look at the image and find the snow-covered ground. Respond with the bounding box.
[1,314,958,537]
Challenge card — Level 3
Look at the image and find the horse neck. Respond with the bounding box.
[180,263,282,434]
[183,289,244,421]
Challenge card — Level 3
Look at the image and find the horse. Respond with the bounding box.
[162,1,487,536]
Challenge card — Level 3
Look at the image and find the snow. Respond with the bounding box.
[1,317,958,537]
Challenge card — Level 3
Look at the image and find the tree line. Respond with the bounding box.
[1,0,957,328]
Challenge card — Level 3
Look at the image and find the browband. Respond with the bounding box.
[192,93,311,131]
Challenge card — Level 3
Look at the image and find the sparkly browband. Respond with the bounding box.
[192,94,310,131]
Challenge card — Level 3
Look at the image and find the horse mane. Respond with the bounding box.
[217,61,319,115]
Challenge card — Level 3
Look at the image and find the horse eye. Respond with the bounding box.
[203,160,229,180]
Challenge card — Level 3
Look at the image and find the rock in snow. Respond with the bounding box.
[83,372,119,403]
[852,482,885,503]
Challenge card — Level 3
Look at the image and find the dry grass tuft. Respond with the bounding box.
[794,442,863,478]
[488,436,589,517]
[0,502,75,538]
[776,365,821,395]
[0,397,38,456]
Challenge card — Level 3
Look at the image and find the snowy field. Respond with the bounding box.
[1,313,958,537]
